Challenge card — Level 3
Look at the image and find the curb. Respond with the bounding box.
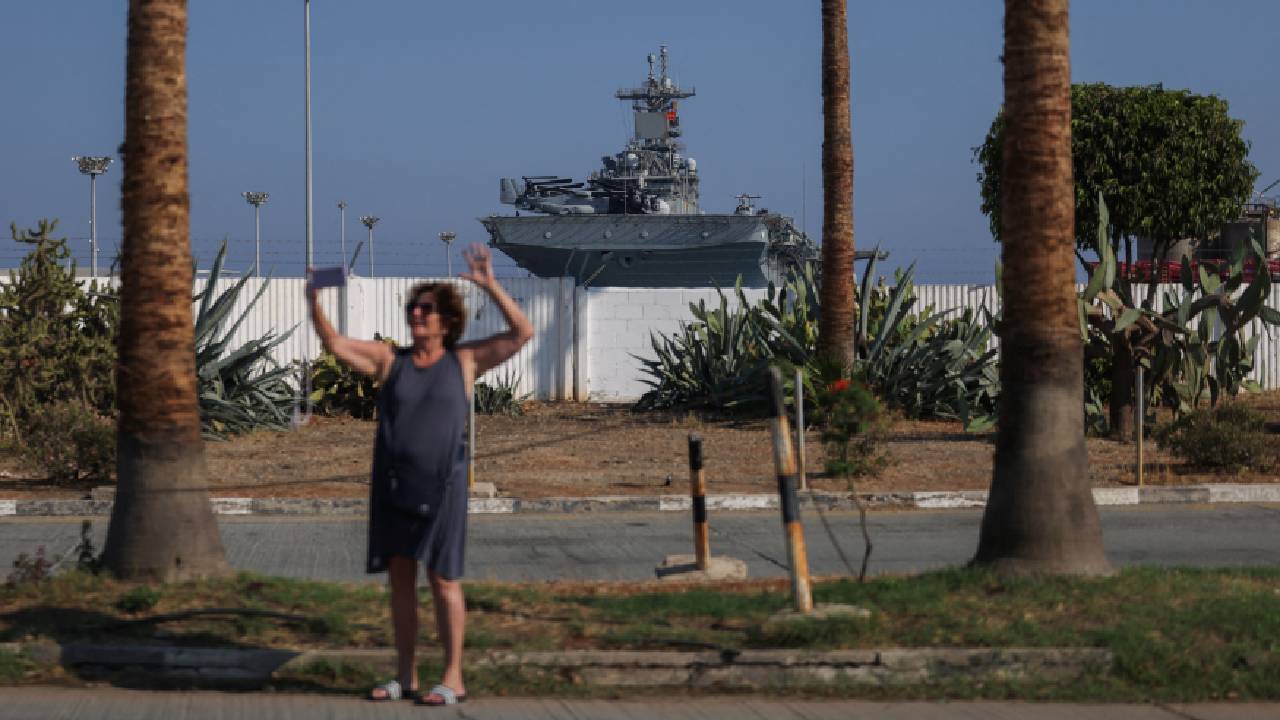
[3,642,1112,689]
[2,483,1278,518]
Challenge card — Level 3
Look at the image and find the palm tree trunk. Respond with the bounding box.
[973,0,1111,576]
[102,0,229,581]
[817,0,856,371]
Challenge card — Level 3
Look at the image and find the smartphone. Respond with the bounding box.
[308,265,347,289]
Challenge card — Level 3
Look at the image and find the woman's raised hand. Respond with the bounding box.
[459,242,496,289]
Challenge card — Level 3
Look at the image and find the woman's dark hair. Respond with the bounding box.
[406,281,466,349]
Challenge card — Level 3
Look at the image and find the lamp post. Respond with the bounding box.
[73,156,112,277]
[303,0,314,272]
[337,200,348,269]
[360,215,380,277]
[242,191,269,275]
[439,231,456,277]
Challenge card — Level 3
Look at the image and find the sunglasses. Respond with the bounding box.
[405,300,439,315]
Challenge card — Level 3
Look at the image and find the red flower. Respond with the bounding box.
[829,379,851,392]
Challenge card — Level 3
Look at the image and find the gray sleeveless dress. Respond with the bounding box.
[366,348,469,579]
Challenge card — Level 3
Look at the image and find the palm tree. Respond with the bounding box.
[102,0,230,581]
[972,0,1111,575]
[817,0,856,371]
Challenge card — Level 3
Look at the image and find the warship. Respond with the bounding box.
[480,46,818,287]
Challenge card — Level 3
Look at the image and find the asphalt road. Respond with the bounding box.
[1,689,1276,720]
[2,504,1278,582]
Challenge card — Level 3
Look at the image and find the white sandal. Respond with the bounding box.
[416,684,467,706]
[368,679,415,702]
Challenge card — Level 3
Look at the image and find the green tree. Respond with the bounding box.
[975,83,1259,438]
[976,83,1258,256]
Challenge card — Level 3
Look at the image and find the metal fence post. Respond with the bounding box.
[795,367,807,491]
[469,382,477,489]
[1136,365,1144,488]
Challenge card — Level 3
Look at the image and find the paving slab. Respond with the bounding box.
[3,688,1274,720]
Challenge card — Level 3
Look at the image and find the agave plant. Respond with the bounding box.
[194,243,298,438]
[633,277,780,413]
[636,257,1001,429]
[475,366,530,416]
[846,252,999,430]
[1080,193,1280,420]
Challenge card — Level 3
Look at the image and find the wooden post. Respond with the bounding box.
[768,366,813,613]
[688,434,709,571]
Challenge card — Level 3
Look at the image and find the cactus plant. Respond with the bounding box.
[0,220,117,441]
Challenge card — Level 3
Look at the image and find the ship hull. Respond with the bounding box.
[481,213,798,287]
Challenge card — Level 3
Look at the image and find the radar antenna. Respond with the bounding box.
[734,194,761,215]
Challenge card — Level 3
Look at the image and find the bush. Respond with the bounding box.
[817,373,887,478]
[115,585,162,614]
[6,547,55,586]
[1083,351,1112,436]
[0,220,117,441]
[475,368,528,416]
[18,401,115,484]
[1154,404,1274,472]
[307,335,394,419]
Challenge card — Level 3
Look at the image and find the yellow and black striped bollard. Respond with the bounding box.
[688,434,710,571]
[767,366,813,613]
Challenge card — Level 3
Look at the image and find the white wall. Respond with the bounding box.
[582,287,767,401]
[8,275,1279,400]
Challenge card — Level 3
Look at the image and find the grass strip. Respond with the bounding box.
[1,566,1277,700]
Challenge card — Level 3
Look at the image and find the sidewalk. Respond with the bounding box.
[4,482,1279,517]
[1,688,1275,720]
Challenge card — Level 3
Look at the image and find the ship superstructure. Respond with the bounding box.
[481,46,817,287]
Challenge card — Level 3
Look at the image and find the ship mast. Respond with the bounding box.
[610,46,699,213]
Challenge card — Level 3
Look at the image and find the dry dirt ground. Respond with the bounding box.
[2,391,1278,500]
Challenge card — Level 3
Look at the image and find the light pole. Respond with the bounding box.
[242,191,269,275]
[337,200,348,269]
[73,156,112,277]
[303,0,314,272]
[439,231,456,277]
[360,215,380,277]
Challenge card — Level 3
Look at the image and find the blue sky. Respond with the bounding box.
[2,1,1277,283]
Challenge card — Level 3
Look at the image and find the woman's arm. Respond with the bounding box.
[307,283,395,381]
[454,244,534,378]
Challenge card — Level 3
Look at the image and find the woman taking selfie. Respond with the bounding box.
[307,243,532,706]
